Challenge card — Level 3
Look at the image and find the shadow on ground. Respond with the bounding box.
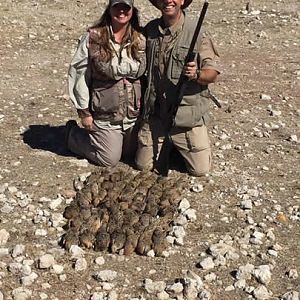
[22,124,73,156]
[21,124,188,174]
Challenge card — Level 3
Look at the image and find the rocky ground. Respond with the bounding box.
[0,0,299,299]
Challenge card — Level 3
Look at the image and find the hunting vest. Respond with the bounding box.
[87,27,146,124]
[144,15,211,128]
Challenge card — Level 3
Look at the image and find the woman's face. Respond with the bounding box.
[110,3,133,27]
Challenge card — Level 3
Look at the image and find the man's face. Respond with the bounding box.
[157,0,184,19]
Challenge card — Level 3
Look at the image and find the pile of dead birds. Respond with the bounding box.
[61,167,187,256]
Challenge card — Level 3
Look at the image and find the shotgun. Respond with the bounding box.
[156,0,209,177]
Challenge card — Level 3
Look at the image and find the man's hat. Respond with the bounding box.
[148,0,193,9]
[109,0,133,7]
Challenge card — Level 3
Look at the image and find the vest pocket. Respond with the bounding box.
[171,46,188,79]
[91,86,119,114]
[127,81,141,119]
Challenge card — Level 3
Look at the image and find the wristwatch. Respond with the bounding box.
[194,69,201,81]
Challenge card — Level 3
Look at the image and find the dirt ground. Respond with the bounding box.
[0,0,299,299]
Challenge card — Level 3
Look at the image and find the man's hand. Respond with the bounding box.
[184,61,219,84]
[81,115,94,131]
[184,61,198,81]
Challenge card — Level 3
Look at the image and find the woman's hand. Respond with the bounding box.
[81,115,94,131]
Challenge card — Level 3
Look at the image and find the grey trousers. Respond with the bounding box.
[67,123,138,167]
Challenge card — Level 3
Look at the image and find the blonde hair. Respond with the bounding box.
[89,6,143,62]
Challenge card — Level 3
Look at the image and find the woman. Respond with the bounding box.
[67,0,146,167]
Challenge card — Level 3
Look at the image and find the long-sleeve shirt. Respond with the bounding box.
[68,31,145,130]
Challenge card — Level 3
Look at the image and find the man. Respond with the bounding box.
[135,0,220,176]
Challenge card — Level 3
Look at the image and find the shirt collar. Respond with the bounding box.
[158,11,185,36]
[109,25,132,45]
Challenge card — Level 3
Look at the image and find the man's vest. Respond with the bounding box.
[88,27,146,124]
[144,15,211,128]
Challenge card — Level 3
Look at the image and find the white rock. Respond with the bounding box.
[1,203,14,214]
[12,244,25,258]
[172,226,186,238]
[241,200,253,210]
[69,245,85,258]
[95,257,105,265]
[198,289,211,300]
[0,248,9,257]
[50,213,64,227]
[234,279,246,289]
[107,290,118,300]
[23,260,34,266]
[209,242,236,258]
[39,293,48,300]
[213,254,226,267]
[199,257,215,270]
[204,273,217,282]
[225,285,235,292]
[38,254,55,269]
[266,230,276,241]
[35,229,47,236]
[166,282,184,294]
[51,264,64,274]
[12,287,32,300]
[90,292,106,300]
[146,249,155,257]
[0,291,3,300]
[287,269,298,279]
[225,250,240,261]
[252,285,270,299]
[253,265,272,285]
[236,264,255,280]
[144,278,166,294]
[186,270,203,290]
[178,198,190,212]
[191,184,204,193]
[183,208,197,221]
[0,229,10,246]
[174,236,185,246]
[21,272,38,286]
[21,265,32,276]
[252,231,265,240]
[8,262,23,275]
[245,286,255,294]
[48,197,63,210]
[59,274,67,282]
[282,291,299,300]
[183,279,199,299]
[166,235,175,244]
[157,290,170,300]
[260,94,271,101]
[173,215,188,226]
[272,243,283,251]
[288,135,298,143]
[94,270,118,282]
[267,249,278,257]
[74,257,87,272]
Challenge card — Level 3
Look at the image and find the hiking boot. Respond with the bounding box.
[65,120,78,149]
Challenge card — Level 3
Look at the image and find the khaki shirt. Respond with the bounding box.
[153,12,220,116]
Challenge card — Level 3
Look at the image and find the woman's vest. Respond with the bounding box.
[88,27,146,124]
[145,16,211,128]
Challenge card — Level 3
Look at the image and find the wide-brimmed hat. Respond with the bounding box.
[109,0,133,7]
[148,0,192,9]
